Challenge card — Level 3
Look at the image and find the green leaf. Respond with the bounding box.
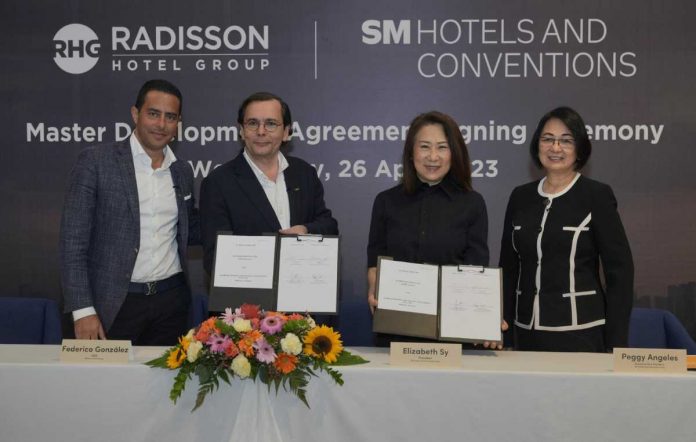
[169,366,192,404]
[144,350,172,368]
[323,366,344,386]
[282,319,310,335]
[331,351,369,366]
[218,368,231,385]
[192,382,215,412]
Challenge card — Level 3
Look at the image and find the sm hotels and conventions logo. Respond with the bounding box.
[52,22,269,74]
[53,24,101,74]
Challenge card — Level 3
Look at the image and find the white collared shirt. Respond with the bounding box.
[129,133,182,282]
[243,149,291,229]
[73,134,181,321]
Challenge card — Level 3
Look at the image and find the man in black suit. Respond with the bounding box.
[199,92,338,274]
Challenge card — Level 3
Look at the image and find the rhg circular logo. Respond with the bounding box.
[53,24,100,74]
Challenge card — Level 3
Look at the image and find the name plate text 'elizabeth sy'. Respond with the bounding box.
[390,342,461,369]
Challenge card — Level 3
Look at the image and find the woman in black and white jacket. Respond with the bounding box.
[499,106,634,352]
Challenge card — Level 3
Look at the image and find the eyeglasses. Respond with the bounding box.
[539,136,575,149]
[243,119,282,133]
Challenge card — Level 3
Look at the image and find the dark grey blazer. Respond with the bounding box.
[199,151,338,274]
[60,140,199,332]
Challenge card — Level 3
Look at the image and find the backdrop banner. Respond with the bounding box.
[1,1,694,344]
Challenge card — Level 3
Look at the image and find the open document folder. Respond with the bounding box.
[373,257,502,343]
[210,233,340,314]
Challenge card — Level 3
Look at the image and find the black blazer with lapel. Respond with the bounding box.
[199,151,338,274]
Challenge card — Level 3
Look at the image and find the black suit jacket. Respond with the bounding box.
[199,151,338,274]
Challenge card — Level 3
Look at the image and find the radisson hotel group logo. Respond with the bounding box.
[52,22,270,74]
[53,24,101,74]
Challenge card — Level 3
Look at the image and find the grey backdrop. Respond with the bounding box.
[1,0,694,345]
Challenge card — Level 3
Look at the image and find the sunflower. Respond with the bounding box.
[166,347,186,369]
[303,325,343,363]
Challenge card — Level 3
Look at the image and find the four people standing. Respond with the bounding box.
[60,80,634,352]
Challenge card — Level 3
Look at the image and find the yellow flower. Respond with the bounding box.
[179,335,191,352]
[231,354,251,378]
[184,328,195,341]
[303,325,343,363]
[280,333,302,355]
[232,318,252,333]
[166,347,186,369]
[187,341,203,363]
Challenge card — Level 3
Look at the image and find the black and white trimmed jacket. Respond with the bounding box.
[499,174,634,349]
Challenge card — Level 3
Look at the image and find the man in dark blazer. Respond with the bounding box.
[199,92,338,275]
[60,79,199,345]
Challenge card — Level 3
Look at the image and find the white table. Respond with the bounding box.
[1,345,694,442]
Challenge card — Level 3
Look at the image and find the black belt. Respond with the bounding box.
[128,273,186,296]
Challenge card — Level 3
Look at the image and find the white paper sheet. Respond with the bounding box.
[377,259,439,315]
[276,236,339,312]
[213,235,277,289]
[439,265,502,341]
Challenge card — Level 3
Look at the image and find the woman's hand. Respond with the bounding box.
[481,320,509,350]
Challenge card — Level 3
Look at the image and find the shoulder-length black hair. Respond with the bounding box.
[529,106,591,170]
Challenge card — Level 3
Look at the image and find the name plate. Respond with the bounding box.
[613,348,686,373]
[390,342,461,368]
[60,339,132,364]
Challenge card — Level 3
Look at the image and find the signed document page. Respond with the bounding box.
[276,236,339,313]
[213,235,277,289]
[439,266,502,342]
[377,260,438,315]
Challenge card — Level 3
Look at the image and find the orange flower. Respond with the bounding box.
[237,339,254,357]
[195,317,219,342]
[237,330,263,356]
[287,313,304,321]
[225,340,240,358]
[250,318,260,330]
[266,311,289,322]
[274,353,298,374]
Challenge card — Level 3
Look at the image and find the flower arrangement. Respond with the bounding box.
[146,304,367,411]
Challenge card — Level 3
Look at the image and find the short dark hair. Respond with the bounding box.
[134,79,183,114]
[529,106,591,170]
[237,92,293,135]
[401,111,472,194]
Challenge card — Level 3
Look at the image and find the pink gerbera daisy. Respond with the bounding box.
[207,333,232,353]
[253,338,277,364]
[260,315,284,335]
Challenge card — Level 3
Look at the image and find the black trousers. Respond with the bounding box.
[514,325,607,353]
[108,284,191,346]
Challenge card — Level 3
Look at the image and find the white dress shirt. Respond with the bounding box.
[243,150,291,229]
[73,133,182,321]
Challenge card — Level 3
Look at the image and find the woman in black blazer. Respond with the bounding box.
[499,107,634,352]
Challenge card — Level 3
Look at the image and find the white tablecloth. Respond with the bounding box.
[1,345,693,442]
